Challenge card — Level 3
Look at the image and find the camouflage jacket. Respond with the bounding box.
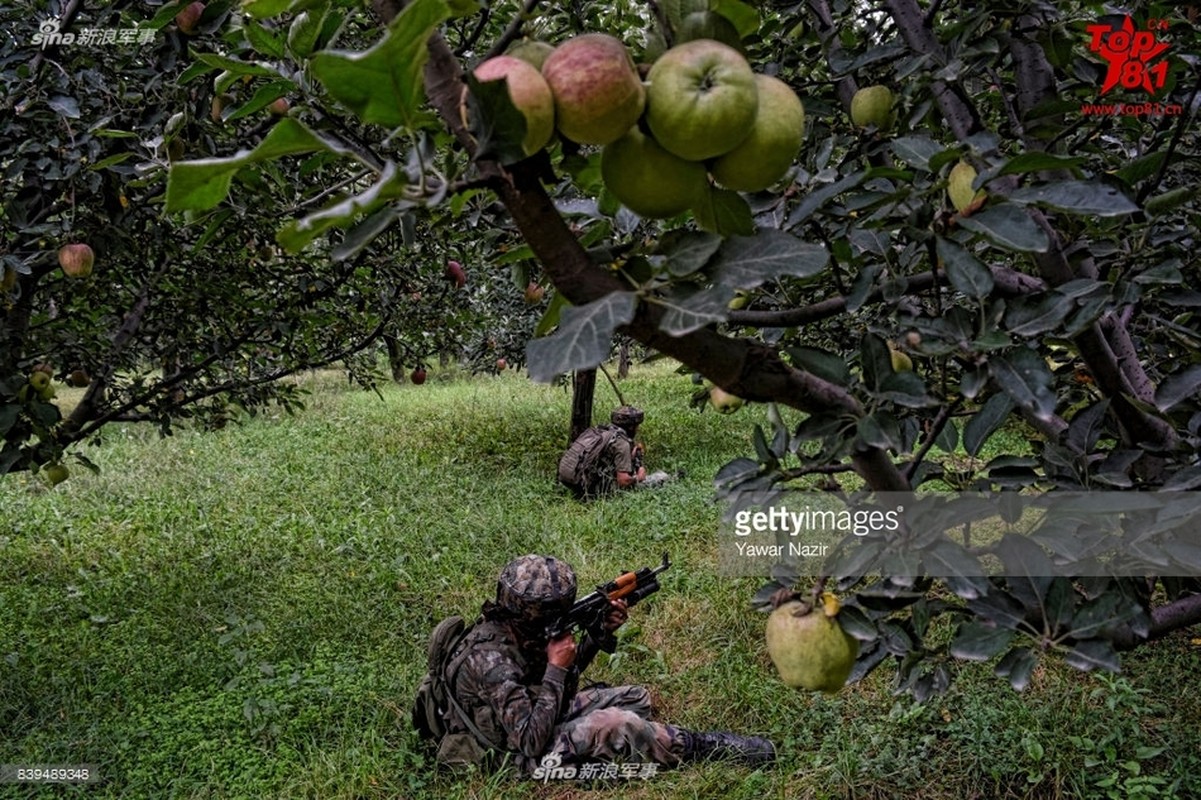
[446,618,568,770]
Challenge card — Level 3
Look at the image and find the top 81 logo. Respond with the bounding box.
[1086,16,1173,96]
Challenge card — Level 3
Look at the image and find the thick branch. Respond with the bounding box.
[1113,593,1201,651]
[882,0,982,141]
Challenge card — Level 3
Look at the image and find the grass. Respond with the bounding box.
[2,361,1199,799]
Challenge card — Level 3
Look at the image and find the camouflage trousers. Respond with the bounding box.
[541,684,685,769]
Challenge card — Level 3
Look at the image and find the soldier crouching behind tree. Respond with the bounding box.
[413,555,775,776]
[557,406,674,499]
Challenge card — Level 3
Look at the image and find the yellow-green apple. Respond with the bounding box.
[601,127,708,218]
[645,39,758,161]
[711,74,805,192]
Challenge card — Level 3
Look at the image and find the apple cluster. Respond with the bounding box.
[472,34,806,219]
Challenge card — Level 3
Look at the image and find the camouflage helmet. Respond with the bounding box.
[496,555,578,622]
[611,405,645,429]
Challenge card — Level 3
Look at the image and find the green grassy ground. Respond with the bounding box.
[2,362,1198,799]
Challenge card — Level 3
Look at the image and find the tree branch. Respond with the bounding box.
[728,265,1046,328]
[1113,593,1201,651]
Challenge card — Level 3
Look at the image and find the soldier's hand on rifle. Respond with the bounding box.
[603,599,629,632]
[546,631,577,669]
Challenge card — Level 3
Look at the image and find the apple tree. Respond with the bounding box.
[12,0,1201,695]
[0,0,549,479]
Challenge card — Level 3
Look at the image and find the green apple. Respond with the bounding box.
[646,39,758,161]
[675,11,745,53]
[709,386,744,413]
[473,55,556,156]
[541,34,645,146]
[44,463,70,486]
[948,160,986,215]
[506,39,555,71]
[766,594,859,693]
[601,127,708,218]
[710,74,805,192]
[850,84,894,130]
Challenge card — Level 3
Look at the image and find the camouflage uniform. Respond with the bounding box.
[440,555,773,774]
[445,553,686,774]
[557,407,643,499]
[446,620,685,773]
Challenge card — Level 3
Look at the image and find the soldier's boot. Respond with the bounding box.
[682,730,776,766]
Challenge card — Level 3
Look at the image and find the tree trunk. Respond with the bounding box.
[618,339,630,379]
[384,335,405,383]
[569,368,596,445]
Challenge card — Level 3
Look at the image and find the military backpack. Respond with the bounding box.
[411,615,495,767]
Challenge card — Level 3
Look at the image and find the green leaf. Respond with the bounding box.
[49,95,81,119]
[859,332,892,392]
[660,230,722,277]
[1062,638,1120,673]
[194,52,280,78]
[786,170,867,226]
[330,206,401,262]
[463,73,529,165]
[924,540,989,599]
[243,19,287,58]
[278,163,410,253]
[657,284,731,336]
[890,135,949,171]
[994,647,1037,691]
[786,346,851,387]
[1155,365,1201,412]
[957,204,1049,253]
[534,290,569,337]
[996,152,1084,176]
[710,0,760,37]
[950,621,1015,661]
[166,119,367,212]
[936,236,994,299]
[525,292,638,382]
[693,187,754,237]
[1006,181,1138,217]
[711,230,829,288]
[310,0,450,129]
[223,80,295,122]
[242,0,295,19]
[1067,398,1109,454]
[1003,292,1073,337]
[994,534,1054,613]
[990,348,1056,422]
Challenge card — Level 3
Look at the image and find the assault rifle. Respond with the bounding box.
[545,552,671,654]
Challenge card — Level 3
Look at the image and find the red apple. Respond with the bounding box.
[57,243,94,278]
[496,358,507,371]
[175,1,205,34]
[444,260,467,288]
[473,55,555,156]
[411,367,427,385]
[267,97,290,116]
[541,34,645,145]
[524,281,545,304]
